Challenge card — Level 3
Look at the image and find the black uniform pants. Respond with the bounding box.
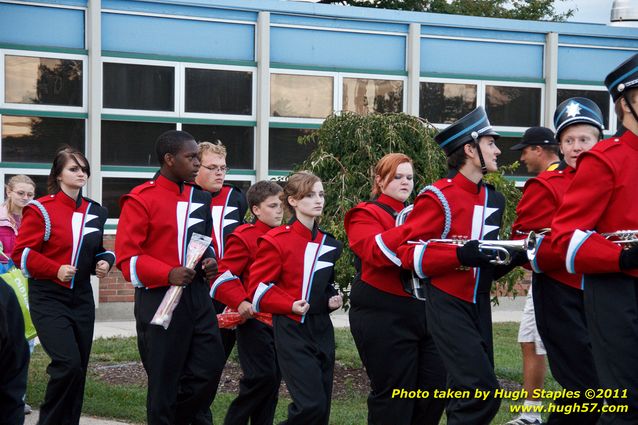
[135,282,226,425]
[584,274,638,425]
[0,282,29,425]
[28,279,94,425]
[425,284,500,425]
[224,318,280,425]
[349,280,446,425]
[533,273,600,425]
[273,314,334,425]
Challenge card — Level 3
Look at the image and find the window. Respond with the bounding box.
[485,85,541,127]
[103,63,175,111]
[102,177,150,218]
[557,88,610,130]
[420,82,477,124]
[101,121,176,166]
[182,124,254,169]
[185,68,252,115]
[342,78,403,115]
[268,128,316,171]
[4,55,82,106]
[1,115,85,163]
[270,74,333,119]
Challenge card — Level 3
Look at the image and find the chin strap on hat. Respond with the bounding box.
[471,131,488,175]
[622,89,638,125]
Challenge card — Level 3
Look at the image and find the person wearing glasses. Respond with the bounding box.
[195,141,248,360]
[0,175,36,268]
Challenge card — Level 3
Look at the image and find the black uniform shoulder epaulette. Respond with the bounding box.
[223,183,244,193]
[318,227,337,240]
[82,196,102,207]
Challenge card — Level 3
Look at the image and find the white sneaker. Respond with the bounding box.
[24,403,32,414]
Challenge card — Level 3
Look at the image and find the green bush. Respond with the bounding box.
[294,112,523,307]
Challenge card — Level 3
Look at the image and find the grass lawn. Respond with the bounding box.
[26,322,556,424]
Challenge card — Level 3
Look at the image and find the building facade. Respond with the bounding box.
[1,0,636,308]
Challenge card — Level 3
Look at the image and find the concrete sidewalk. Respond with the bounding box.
[25,296,526,424]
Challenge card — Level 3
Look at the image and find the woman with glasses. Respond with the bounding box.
[0,175,36,268]
[12,147,114,425]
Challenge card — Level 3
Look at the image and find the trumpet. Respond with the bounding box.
[602,230,638,248]
[422,232,537,265]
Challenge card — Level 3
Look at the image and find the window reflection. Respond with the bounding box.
[5,55,82,106]
[342,78,403,115]
[185,68,252,115]
[103,63,174,111]
[485,85,541,127]
[270,74,333,119]
[420,82,476,124]
[182,124,254,169]
[101,121,175,166]
[268,128,316,170]
[1,115,85,163]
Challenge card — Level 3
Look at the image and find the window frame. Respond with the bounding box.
[269,68,338,125]
[338,72,407,115]
[420,76,545,132]
[1,49,88,113]
[180,61,257,121]
[556,83,615,135]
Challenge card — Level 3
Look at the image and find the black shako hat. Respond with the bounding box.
[553,97,604,138]
[605,53,638,102]
[510,127,557,151]
[434,106,500,156]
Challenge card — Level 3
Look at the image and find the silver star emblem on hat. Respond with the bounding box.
[565,101,581,118]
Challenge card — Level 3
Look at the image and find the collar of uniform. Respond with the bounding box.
[453,171,483,194]
[376,193,406,212]
[54,190,84,209]
[290,218,320,241]
[563,164,575,174]
[254,218,274,234]
[155,174,186,194]
[621,129,638,151]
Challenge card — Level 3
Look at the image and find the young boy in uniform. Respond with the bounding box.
[211,180,284,425]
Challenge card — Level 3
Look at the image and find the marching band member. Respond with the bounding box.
[381,107,512,425]
[344,153,445,425]
[249,171,342,425]
[116,131,225,425]
[513,98,604,425]
[552,53,638,424]
[506,126,559,425]
[12,147,114,425]
[195,141,248,359]
[211,180,284,425]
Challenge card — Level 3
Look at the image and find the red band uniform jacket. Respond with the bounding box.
[344,193,409,297]
[211,185,247,259]
[513,165,581,289]
[552,132,638,276]
[13,192,114,288]
[249,220,342,322]
[382,172,505,303]
[115,175,215,289]
[210,220,273,309]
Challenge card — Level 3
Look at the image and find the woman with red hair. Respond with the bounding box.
[345,153,446,425]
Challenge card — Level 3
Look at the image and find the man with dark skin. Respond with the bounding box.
[116,130,225,425]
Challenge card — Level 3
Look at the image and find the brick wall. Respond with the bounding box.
[99,235,134,303]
